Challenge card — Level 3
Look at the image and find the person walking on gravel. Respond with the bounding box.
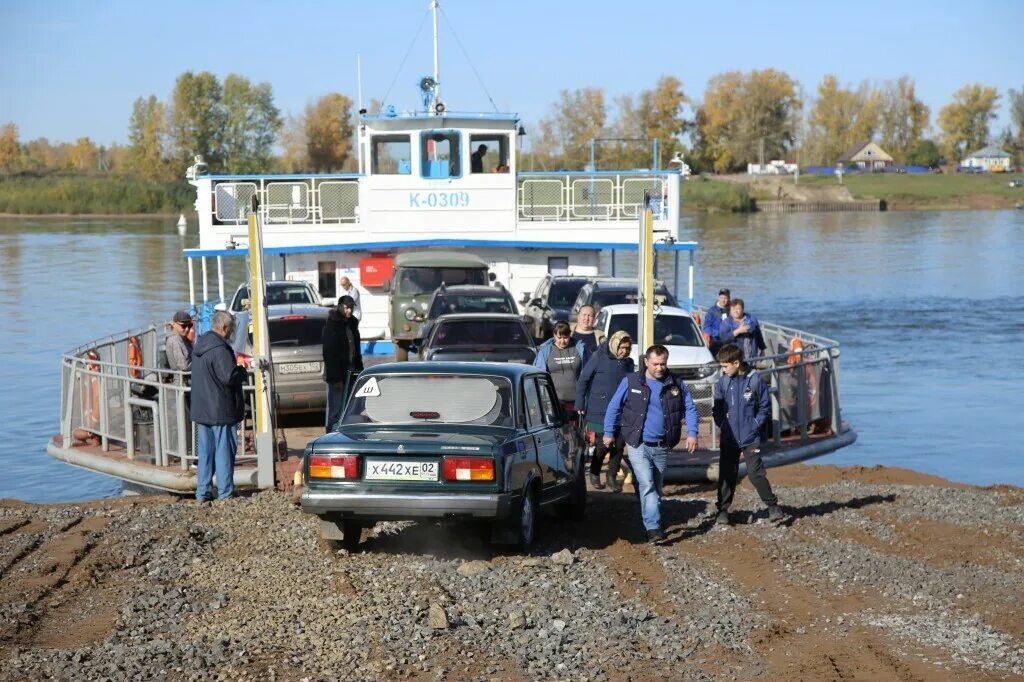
[577,330,634,491]
[712,343,784,526]
[604,345,699,543]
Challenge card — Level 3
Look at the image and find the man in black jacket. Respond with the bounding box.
[191,310,248,502]
[323,295,363,431]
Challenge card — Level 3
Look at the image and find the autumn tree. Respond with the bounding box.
[694,69,801,173]
[878,76,930,164]
[127,95,170,180]
[22,138,63,171]
[169,71,226,171]
[68,137,99,171]
[222,74,281,173]
[1006,87,1024,164]
[0,123,18,175]
[304,93,354,172]
[937,84,999,162]
[608,76,690,169]
[803,75,881,165]
[534,88,607,170]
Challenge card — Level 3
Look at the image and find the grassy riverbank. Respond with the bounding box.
[682,177,764,212]
[0,174,193,215]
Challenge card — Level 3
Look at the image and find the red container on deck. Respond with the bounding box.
[360,256,394,288]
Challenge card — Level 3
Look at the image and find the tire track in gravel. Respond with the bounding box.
[0,517,82,578]
[0,518,30,538]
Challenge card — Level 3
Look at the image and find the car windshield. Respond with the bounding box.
[267,318,325,347]
[343,374,514,427]
[432,320,530,346]
[235,284,314,309]
[429,294,514,317]
[549,280,586,307]
[608,313,703,347]
[398,267,487,295]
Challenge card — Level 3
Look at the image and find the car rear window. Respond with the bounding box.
[344,375,513,427]
[433,320,530,346]
[268,318,325,346]
[236,284,314,308]
[608,313,703,347]
[549,280,587,307]
[429,294,514,317]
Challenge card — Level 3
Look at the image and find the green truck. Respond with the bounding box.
[384,251,492,360]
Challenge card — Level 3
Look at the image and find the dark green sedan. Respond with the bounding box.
[300,362,587,551]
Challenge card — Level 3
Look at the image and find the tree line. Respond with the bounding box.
[1,70,1022,179]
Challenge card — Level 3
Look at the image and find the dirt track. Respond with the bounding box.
[2,464,1022,680]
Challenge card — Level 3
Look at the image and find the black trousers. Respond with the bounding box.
[589,431,627,477]
[717,442,777,512]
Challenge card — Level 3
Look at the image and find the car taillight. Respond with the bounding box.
[308,454,359,479]
[442,457,495,482]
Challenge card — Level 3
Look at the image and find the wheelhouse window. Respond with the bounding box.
[371,134,411,175]
[468,134,510,173]
[421,130,461,178]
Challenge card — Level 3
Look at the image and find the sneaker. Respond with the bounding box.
[715,511,731,527]
[647,528,667,544]
[589,473,605,490]
[767,505,785,523]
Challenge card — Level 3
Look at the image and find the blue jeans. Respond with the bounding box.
[196,424,237,501]
[325,375,352,431]
[626,443,668,531]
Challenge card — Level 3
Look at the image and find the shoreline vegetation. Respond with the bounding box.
[0,172,1021,217]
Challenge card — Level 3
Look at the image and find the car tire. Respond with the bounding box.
[342,519,364,551]
[516,487,537,552]
[558,463,587,521]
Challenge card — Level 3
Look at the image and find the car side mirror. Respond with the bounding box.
[530,297,542,307]
[381,279,391,293]
[488,272,497,282]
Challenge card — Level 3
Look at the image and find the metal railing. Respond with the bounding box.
[203,172,671,227]
[59,325,261,474]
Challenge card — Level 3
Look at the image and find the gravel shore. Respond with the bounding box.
[1,464,1022,681]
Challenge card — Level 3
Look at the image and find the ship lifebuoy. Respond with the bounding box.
[786,337,818,416]
[128,336,143,379]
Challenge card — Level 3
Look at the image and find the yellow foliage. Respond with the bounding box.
[938,84,999,162]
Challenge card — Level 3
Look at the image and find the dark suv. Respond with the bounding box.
[569,278,678,323]
[413,284,519,346]
[521,275,591,340]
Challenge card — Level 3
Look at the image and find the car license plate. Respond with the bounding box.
[279,361,321,375]
[365,460,438,481]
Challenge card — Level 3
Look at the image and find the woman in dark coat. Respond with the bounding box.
[576,330,634,491]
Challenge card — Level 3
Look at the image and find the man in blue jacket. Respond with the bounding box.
[191,310,248,502]
[604,345,699,543]
[712,343,783,525]
[701,288,731,353]
[719,297,766,361]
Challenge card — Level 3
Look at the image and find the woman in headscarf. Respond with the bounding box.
[576,330,634,491]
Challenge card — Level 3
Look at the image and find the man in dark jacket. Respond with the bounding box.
[604,345,699,543]
[191,310,248,501]
[712,343,783,525]
[323,295,363,431]
[701,288,731,354]
[576,330,634,491]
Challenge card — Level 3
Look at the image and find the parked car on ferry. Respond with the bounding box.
[412,283,519,347]
[230,303,329,414]
[300,362,587,551]
[417,313,536,363]
[227,280,322,313]
[594,304,717,385]
[569,278,678,323]
[521,275,592,341]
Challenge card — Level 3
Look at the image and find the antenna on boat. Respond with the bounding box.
[431,0,441,113]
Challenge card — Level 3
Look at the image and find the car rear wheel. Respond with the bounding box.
[342,519,364,551]
[517,487,537,552]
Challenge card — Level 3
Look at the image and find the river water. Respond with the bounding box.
[1,210,1021,502]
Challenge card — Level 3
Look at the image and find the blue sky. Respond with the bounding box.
[1,0,1022,147]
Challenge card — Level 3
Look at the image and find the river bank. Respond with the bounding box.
[2,463,1021,680]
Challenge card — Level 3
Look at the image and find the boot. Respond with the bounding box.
[606,470,621,493]
[589,473,605,490]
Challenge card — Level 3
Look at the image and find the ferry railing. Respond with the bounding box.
[689,308,845,451]
[518,172,668,222]
[58,325,262,482]
[211,176,360,226]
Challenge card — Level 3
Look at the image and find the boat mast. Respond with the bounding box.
[431,0,441,112]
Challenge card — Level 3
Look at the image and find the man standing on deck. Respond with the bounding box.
[719,298,766,361]
[191,310,248,502]
[604,345,699,543]
[166,310,194,455]
[702,288,731,354]
[338,276,361,320]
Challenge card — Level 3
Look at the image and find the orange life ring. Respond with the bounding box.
[786,338,818,415]
[128,336,143,379]
[83,349,101,430]
[787,337,804,365]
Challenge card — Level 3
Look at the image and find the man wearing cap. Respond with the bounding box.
[166,311,194,375]
[702,288,732,355]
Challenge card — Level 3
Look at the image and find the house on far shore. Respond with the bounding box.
[961,145,1012,172]
[837,141,894,171]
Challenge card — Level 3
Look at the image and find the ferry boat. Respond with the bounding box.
[46,1,856,494]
